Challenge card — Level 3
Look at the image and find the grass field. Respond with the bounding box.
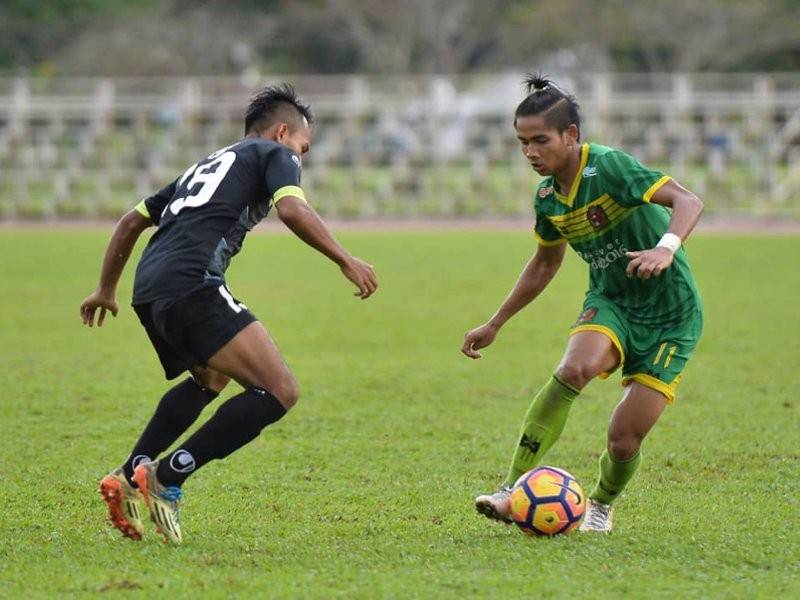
[1,229,798,599]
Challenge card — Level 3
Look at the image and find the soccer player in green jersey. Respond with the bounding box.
[462,76,704,532]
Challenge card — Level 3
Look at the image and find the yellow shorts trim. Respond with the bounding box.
[642,175,672,203]
[569,324,624,379]
[622,373,681,404]
[273,185,307,204]
[134,200,150,219]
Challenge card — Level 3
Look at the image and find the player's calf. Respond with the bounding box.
[120,377,219,485]
[156,386,289,490]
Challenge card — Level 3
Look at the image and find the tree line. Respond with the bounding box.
[2,0,799,76]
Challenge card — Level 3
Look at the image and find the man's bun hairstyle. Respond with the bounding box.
[514,73,581,137]
[524,74,554,94]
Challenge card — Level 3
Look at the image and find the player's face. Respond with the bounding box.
[515,115,576,176]
[274,118,312,163]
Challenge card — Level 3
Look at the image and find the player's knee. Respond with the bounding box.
[607,432,643,461]
[269,376,300,410]
[555,361,599,390]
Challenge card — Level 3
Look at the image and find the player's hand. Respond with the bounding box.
[461,323,499,359]
[625,247,674,280]
[80,290,119,327]
[340,257,378,299]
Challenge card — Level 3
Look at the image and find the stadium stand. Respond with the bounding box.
[0,73,798,219]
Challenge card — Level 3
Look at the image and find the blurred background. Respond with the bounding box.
[1,0,799,220]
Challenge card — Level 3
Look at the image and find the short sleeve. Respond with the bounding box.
[533,200,566,247]
[133,178,178,225]
[599,150,671,207]
[265,147,306,204]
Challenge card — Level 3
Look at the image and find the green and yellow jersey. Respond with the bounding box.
[534,142,701,325]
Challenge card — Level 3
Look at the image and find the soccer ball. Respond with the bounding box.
[509,466,585,536]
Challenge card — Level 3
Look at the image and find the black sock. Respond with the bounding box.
[156,387,287,487]
[122,377,218,485]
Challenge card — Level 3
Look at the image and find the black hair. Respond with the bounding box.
[514,74,581,137]
[244,83,313,135]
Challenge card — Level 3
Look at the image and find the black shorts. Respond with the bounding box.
[133,282,257,380]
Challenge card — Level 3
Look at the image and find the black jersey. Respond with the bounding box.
[132,138,305,305]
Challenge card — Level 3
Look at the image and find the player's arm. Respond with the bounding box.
[461,242,567,359]
[275,196,377,299]
[625,180,704,279]
[80,209,153,327]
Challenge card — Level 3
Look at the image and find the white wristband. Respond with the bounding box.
[656,233,682,253]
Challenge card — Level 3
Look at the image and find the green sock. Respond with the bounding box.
[503,375,579,487]
[589,449,642,505]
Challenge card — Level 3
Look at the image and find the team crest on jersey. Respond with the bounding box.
[539,186,553,198]
[587,205,610,230]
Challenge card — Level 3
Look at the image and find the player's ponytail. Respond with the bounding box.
[515,72,581,137]
[523,74,553,95]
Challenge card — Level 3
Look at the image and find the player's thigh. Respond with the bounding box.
[607,382,668,459]
[556,331,621,389]
[163,282,297,406]
[206,321,299,408]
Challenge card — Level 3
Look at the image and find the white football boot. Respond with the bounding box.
[578,499,613,532]
[475,486,513,524]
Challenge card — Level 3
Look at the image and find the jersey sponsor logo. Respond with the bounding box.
[583,166,597,178]
[587,205,610,230]
[291,154,301,167]
[575,239,630,270]
[539,186,554,198]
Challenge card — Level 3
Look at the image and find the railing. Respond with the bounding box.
[1,73,798,219]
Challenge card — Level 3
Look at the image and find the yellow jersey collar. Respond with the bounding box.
[554,142,590,208]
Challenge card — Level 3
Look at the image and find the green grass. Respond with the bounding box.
[0,229,798,598]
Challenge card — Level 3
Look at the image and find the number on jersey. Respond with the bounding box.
[168,145,237,216]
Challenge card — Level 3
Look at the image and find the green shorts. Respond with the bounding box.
[569,291,703,403]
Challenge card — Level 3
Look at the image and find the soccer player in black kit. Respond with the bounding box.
[80,85,378,544]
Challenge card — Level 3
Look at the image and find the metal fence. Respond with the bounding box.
[1,73,799,219]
